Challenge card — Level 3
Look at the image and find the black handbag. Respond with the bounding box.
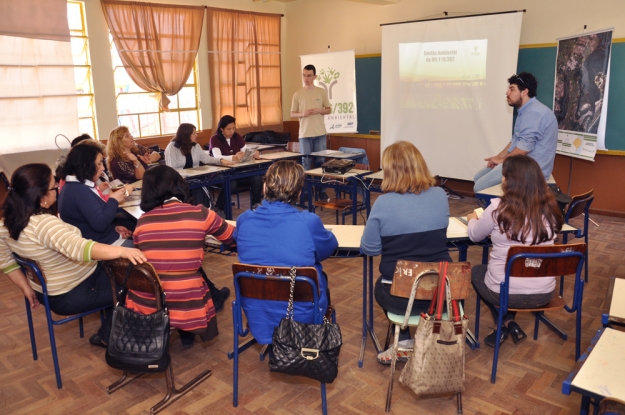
[105,264,171,373]
[268,267,342,383]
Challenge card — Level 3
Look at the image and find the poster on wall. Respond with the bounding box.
[553,28,613,160]
[300,50,357,133]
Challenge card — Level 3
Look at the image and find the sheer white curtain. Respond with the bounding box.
[0,0,78,155]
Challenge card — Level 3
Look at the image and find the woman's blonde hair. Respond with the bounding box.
[106,126,130,172]
[264,160,305,205]
[381,141,435,194]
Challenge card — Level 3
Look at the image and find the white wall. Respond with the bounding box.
[281,0,625,120]
[82,0,287,140]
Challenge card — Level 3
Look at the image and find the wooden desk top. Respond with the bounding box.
[177,165,230,178]
[258,151,301,161]
[364,170,384,180]
[477,174,556,197]
[604,277,625,324]
[309,150,365,159]
[571,328,625,399]
[305,167,371,179]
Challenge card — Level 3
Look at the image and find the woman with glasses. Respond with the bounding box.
[0,164,147,347]
[58,143,135,246]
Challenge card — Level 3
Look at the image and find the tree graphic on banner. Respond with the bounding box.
[318,67,340,99]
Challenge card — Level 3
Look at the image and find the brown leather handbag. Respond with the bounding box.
[398,262,469,395]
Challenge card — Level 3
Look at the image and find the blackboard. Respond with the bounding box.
[355,40,625,152]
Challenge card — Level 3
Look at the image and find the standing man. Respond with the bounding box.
[473,72,558,193]
[291,64,332,171]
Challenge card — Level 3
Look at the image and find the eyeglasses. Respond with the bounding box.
[48,184,58,197]
[512,75,525,86]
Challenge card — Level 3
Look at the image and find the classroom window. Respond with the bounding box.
[68,1,98,139]
[206,8,283,132]
[110,38,201,138]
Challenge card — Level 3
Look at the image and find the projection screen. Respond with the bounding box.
[381,12,524,181]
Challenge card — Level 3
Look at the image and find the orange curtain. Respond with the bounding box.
[101,0,204,111]
[206,8,282,134]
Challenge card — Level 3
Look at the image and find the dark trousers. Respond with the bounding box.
[374,276,431,317]
[216,176,263,210]
[35,262,114,340]
[471,264,554,324]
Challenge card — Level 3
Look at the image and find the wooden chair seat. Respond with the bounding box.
[508,296,566,312]
[313,197,357,210]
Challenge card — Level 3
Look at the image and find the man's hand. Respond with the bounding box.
[485,156,504,169]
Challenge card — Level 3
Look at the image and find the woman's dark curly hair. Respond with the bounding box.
[3,164,54,240]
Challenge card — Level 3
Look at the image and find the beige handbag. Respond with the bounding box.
[398,262,468,395]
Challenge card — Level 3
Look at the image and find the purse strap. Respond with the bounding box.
[285,266,296,320]
[116,263,135,305]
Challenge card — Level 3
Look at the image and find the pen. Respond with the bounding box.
[456,217,468,225]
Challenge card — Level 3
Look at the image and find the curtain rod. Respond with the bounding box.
[202,5,284,16]
[380,9,525,27]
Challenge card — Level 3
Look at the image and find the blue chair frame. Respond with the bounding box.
[229,263,334,415]
[15,254,107,389]
[474,243,586,384]
[560,190,594,296]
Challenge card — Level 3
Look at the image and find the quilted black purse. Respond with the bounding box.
[105,264,171,373]
[269,267,342,383]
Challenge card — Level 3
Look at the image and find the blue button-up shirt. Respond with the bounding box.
[509,97,558,179]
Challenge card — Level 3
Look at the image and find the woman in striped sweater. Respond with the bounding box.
[131,165,236,348]
[0,164,147,348]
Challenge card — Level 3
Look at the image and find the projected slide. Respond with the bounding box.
[399,39,488,110]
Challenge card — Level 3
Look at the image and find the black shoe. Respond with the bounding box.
[319,192,330,201]
[507,321,527,345]
[214,287,231,313]
[178,329,196,349]
[484,326,509,348]
[89,333,107,348]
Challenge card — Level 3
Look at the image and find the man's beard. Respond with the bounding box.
[507,97,522,108]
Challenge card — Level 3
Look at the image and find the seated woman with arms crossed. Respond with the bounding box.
[468,155,563,347]
[165,123,235,209]
[131,165,236,348]
[58,143,135,247]
[106,126,159,184]
[234,160,338,345]
[360,141,451,365]
[0,164,146,347]
[209,115,263,210]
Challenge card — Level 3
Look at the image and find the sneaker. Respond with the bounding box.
[377,347,410,365]
[507,321,527,345]
[484,326,509,348]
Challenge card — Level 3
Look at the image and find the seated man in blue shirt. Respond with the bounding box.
[474,72,558,193]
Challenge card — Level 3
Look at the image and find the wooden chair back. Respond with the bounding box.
[102,259,164,310]
[566,189,594,221]
[390,261,472,300]
[232,263,319,302]
[506,244,586,278]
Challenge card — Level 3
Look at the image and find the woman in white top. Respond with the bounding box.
[468,155,563,348]
[164,123,234,170]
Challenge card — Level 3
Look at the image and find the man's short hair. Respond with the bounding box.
[508,72,538,98]
[303,64,316,75]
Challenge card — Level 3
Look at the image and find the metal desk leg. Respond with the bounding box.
[307,179,314,213]
[368,255,382,353]
[224,179,233,220]
[351,181,358,225]
[359,255,367,368]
